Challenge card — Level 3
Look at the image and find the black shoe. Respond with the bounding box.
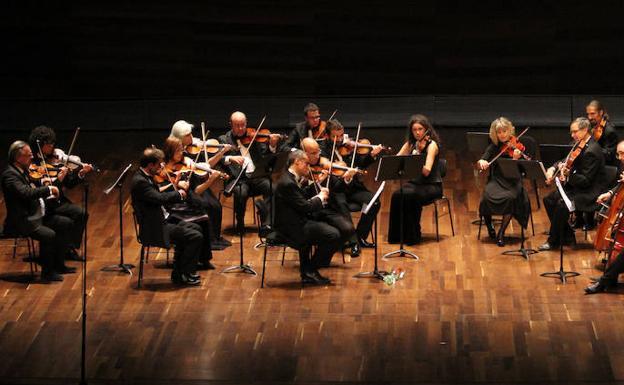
[301,270,330,285]
[259,225,272,238]
[41,271,64,282]
[312,270,331,284]
[584,281,610,294]
[189,272,200,280]
[210,242,227,251]
[57,265,77,274]
[350,243,361,257]
[496,238,505,247]
[172,272,201,286]
[358,238,375,248]
[66,249,84,261]
[197,261,216,270]
[216,238,232,247]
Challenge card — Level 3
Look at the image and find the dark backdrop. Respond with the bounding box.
[3,1,624,99]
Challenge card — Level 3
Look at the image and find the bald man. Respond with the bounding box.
[218,112,279,235]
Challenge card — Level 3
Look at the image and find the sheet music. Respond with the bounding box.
[363,181,385,215]
[555,177,575,212]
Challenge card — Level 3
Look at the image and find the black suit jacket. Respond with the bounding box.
[597,121,619,166]
[274,171,323,248]
[562,138,606,212]
[218,130,276,191]
[130,169,183,247]
[1,164,53,236]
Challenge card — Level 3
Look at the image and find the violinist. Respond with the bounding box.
[539,117,605,251]
[131,147,207,285]
[170,120,230,249]
[218,111,280,236]
[476,118,533,246]
[300,137,357,257]
[388,114,442,245]
[29,125,94,261]
[586,99,619,166]
[1,141,75,282]
[319,120,383,255]
[285,103,324,149]
[585,140,624,293]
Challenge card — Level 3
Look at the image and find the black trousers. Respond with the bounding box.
[194,189,223,240]
[165,221,203,275]
[299,219,342,273]
[543,190,575,246]
[345,187,380,240]
[48,200,86,249]
[233,177,272,229]
[314,207,355,247]
[388,182,442,244]
[602,250,624,285]
[29,214,73,273]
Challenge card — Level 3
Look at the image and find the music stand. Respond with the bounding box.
[101,164,134,275]
[466,132,500,225]
[540,179,581,283]
[496,158,540,260]
[539,144,573,170]
[376,155,422,260]
[355,181,388,280]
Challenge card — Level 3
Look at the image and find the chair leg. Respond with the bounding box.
[12,238,18,259]
[477,216,483,240]
[261,243,268,288]
[30,238,38,272]
[26,238,34,277]
[533,179,541,209]
[530,209,535,236]
[281,246,286,266]
[446,199,455,236]
[138,246,146,288]
[434,202,440,242]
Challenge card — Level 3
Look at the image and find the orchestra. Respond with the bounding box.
[3,99,624,293]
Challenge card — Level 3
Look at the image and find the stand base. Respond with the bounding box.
[382,249,419,260]
[222,263,257,275]
[503,248,538,260]
[253,241,267,250]
[354,269,389,280]
[540,270,580,284]
[101,263,134,275]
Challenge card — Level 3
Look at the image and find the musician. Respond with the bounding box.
[218,111,280,236]
[29,125,94,261]
[585,140,624,294]
[131,147,206,285]
[539,117,605,251]
[301,137,358,257]
[388,114,443,245]
[286,103,323,149]
[477,117,532,246]
[586,100,619,166]
[1,141,76,282]
[170,120,230,249]
[274,149,342,285]
[318,120,383,254]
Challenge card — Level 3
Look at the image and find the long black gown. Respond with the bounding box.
[478,142,531,228]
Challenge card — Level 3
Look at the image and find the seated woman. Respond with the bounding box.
[388,114,442,245]
[477,117,532,247]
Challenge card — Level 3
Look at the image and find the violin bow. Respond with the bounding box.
[326,135,338,190]
[225,115,267,195]
[63,127,80,167]
[349,122,362,169]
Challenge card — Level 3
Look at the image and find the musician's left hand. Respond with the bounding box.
[78,164,94,177]
[371,144,383,157]
[512,149,522,160]
[57,166,69,182]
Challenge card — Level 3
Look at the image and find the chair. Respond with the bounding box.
[132,210,171,288]
[260,231,316,288]
[0,228,38,277]
[422,159,455,241]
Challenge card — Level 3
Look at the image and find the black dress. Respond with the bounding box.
[478,142,531,228]
[387,141,443,244]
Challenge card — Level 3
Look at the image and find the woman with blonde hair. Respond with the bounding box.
[476,117,532,246]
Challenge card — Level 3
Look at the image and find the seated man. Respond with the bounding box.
[274,150,343,285]
[131,147,208,285]
[1,140,76,282]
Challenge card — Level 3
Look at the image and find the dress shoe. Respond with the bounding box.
[358,238,375,248]
[66,248,84,261]
[496,238,505,247]
[301,270,330,285]
[210,242,227,251]
[350,243,361,258]
[538,242,555,251]
[312,270,331,284]
[172,271,201,286]
[57,265,77,274]
[258,225,272,238]
[197,261,216,270]
[216,237,232,247]
[41,271,64,282]
[584,280,611,294]
[189,272,201,280]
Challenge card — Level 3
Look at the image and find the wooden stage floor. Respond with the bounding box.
[2,150,624,385]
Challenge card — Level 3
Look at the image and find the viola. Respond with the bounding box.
[501,136,530,160]
[337,137,391,157]
[185,138,236,156]
[310,161,366,178]
[239,127,288,146]
[557,135,590,182]
[593,116,608,141]
[28,161,60,183]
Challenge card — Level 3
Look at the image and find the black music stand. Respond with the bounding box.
[376,155,422,260]
[539,144,573,170]
[540,180,581,283]
[355,181,388,280]
[496,158,540,260]
[466,132,500,225]
[101,164,134,275]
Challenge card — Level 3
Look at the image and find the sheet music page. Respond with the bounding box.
[363,181,385,214]
[555,177,575,212]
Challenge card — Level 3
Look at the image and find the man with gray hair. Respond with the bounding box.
[1,141,75,281]
[539,117,606,251]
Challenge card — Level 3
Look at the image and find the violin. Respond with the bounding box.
[337,137,391,156]
[593,116,608,141]
[500,136,530,160]
[28,161,60,183]
[412,131,432,155]
[154,157,228,185]
[239,127,288,146]
[310,110,337,141]
[556,135,590,181]
[310,161,366,178]
[185,138,236,156]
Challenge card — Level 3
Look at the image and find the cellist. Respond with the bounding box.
[585,140,624,294]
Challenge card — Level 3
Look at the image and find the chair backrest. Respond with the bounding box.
[131,202,170,248]
[438,158,447,179]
